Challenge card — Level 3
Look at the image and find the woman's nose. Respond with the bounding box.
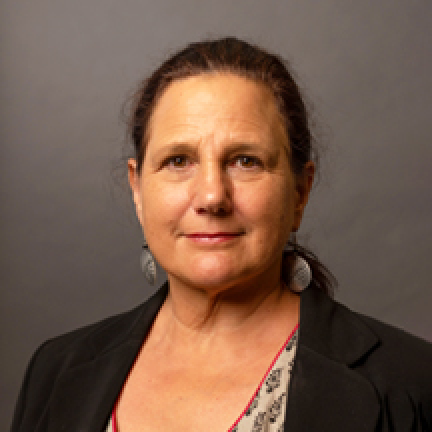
[192,161,233,216]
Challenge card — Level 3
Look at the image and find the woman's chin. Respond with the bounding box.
[169,255,254,292]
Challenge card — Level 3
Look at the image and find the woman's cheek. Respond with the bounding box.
[236,179,283,218]
[144,182,190,229]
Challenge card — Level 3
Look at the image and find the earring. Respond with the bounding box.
[291,256,312,292]
[287,232,311,292]
[141,240,157,285]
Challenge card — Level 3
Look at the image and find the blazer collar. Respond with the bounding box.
[299,285,379,366]
[284,285,381,431]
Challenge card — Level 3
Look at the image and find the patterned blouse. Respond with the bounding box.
[106,325,298,432]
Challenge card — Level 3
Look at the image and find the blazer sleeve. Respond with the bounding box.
[11,341,49,432]
[10,338,66,432]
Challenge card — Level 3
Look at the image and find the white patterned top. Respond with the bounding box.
[106,326,298,432]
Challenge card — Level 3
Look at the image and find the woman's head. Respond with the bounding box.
[128,37,335,295]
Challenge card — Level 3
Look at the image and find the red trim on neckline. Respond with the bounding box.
[112,398,118,432]
[227,323,299,432]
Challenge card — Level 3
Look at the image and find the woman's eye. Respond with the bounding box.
[165,155,190,169]
[233,156,261,169]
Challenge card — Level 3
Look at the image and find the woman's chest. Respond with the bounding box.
[119,380,257,431]
[114,330,298,432]
[116,362,269,431]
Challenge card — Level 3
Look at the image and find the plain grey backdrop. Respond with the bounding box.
[1,0,431,428]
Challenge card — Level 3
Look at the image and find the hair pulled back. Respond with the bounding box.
[128,37,335,296]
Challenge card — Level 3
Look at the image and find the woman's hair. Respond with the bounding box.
[128,37,336,296]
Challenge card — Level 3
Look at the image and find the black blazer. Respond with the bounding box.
[11,284,432,431]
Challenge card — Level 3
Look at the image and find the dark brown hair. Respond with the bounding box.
[128,37,336,296]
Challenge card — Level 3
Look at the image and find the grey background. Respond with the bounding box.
[1,0,431,428]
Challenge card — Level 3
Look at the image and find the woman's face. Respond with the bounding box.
[129,74,313,292]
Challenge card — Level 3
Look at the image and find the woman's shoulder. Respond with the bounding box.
[359,311,432,355]
[329,292,432,398]
[16,300,147,400]
[34,284,168,363]
[351,312,432,428]
[299,288,432,428]
[12,286,168,431]
[302,286,432,391]
[355,311,432,383]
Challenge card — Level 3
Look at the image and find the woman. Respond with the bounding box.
[12,38,432,432]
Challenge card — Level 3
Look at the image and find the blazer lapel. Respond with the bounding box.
[285,287,382,431]
[43,284,169,432]
[46,341,143,432]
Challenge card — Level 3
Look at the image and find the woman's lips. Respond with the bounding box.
[184,232,243,243]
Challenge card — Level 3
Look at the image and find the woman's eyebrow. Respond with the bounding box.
[150,142,199,161]
[152,141,259,157]
[224,142,266,153]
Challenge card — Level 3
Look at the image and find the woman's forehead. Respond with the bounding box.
[147,73,288,150]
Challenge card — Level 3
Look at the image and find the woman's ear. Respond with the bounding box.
[292,161,315,231]
[128,158,143,226]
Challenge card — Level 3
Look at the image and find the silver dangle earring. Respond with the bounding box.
[141,240,157,285]
[289,233,312,293]
[291,256,312,292]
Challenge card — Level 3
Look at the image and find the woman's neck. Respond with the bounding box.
[154,268,300,355]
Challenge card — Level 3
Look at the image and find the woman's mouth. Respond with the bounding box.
[184,232,244,244]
